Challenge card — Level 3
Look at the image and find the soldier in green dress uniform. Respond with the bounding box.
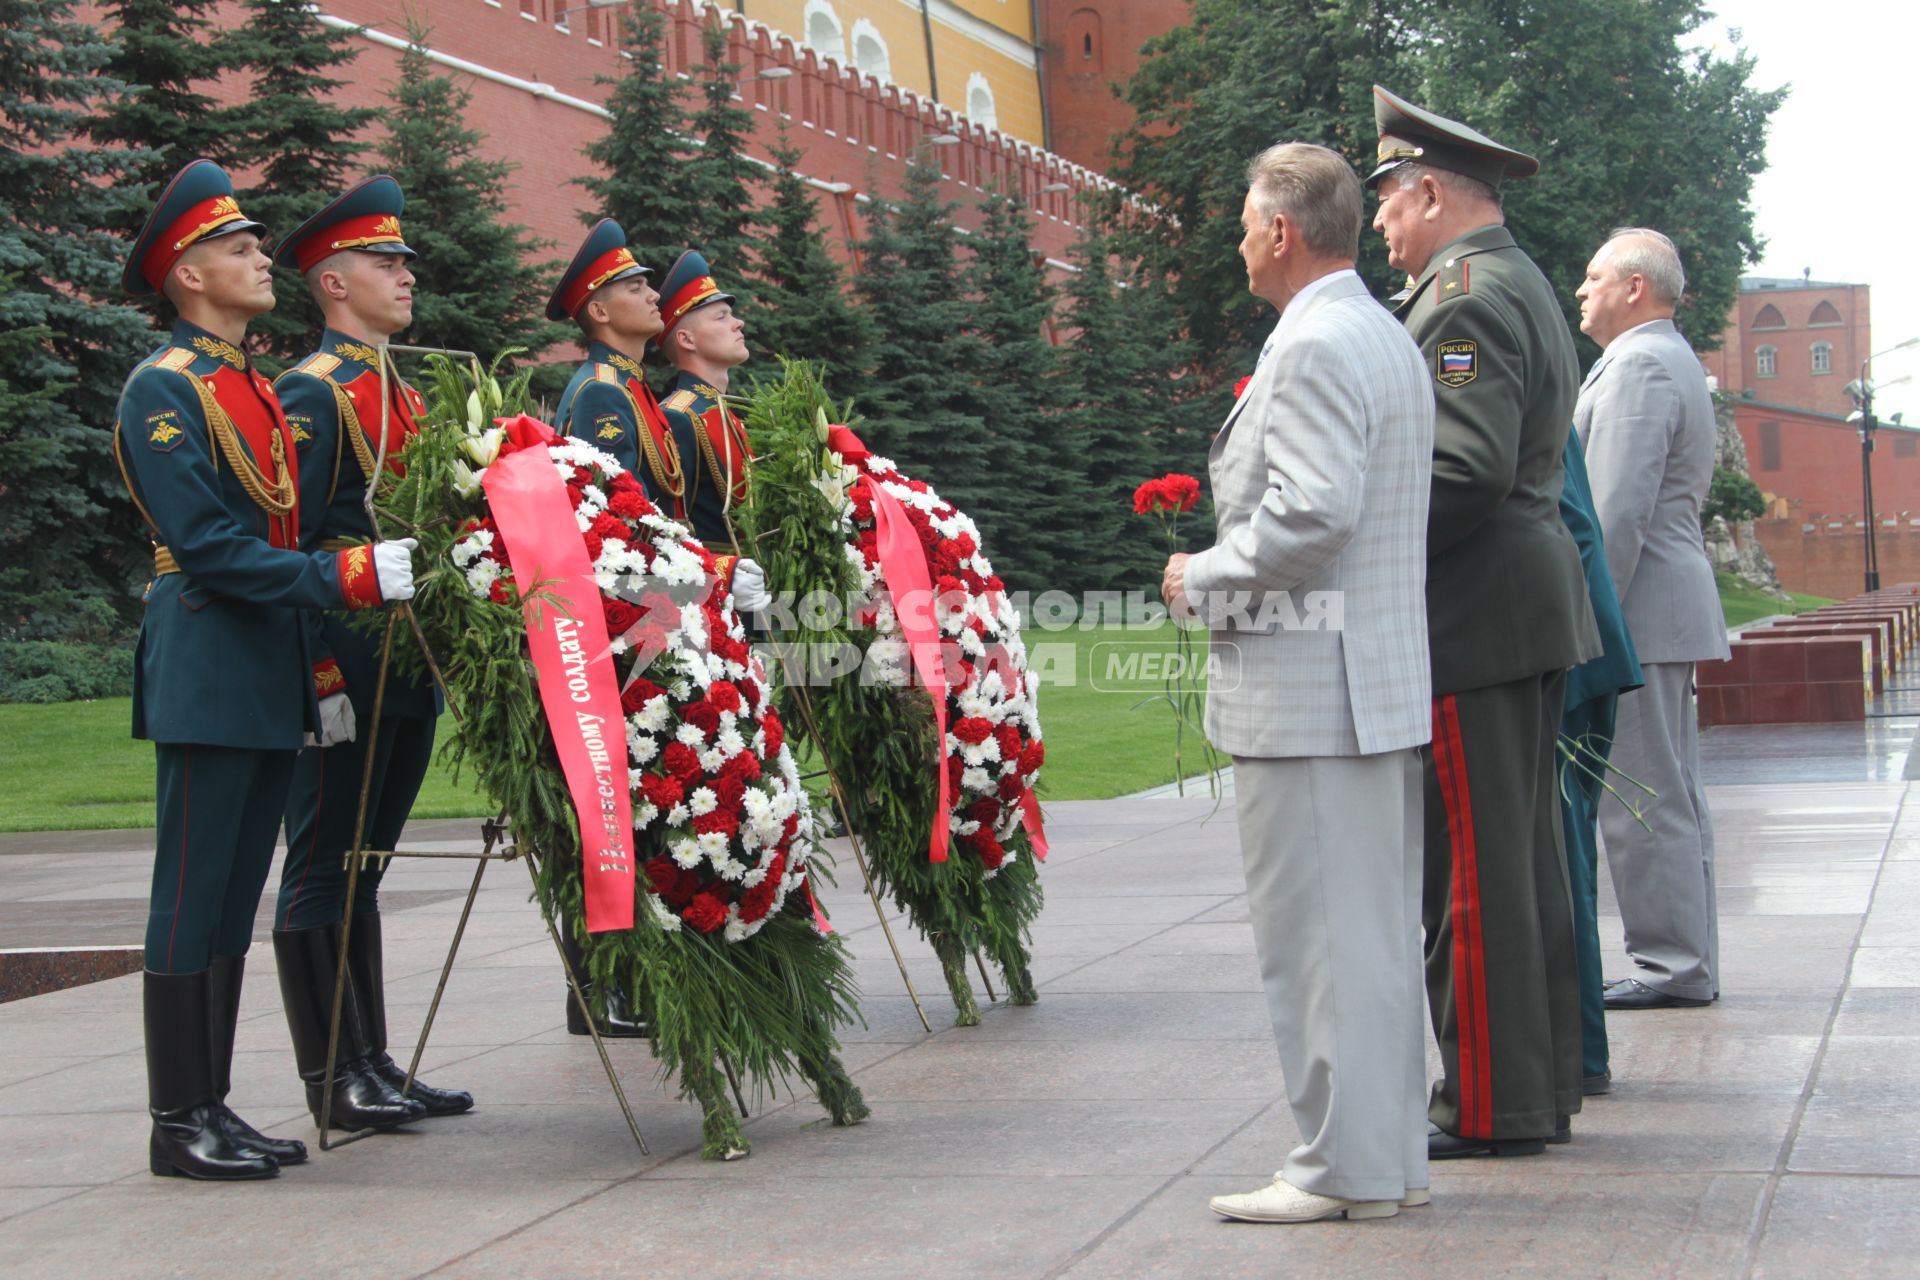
[115,160,417,1180]
[270,176,472,1130]
[655,249,755,560]
[1365,87,1603,1158]
[549,219,685,519]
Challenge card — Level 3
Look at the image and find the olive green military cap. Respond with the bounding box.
[1364,85,1539,190]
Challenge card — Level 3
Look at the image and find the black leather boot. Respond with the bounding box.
[207,955,307,1165]
[145,969,278,1180]
[561,930,648,1038]
[345,912,474,1117]
[273,925,426,1131]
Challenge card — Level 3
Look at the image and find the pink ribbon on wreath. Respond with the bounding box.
[484,414,637,933]
[828,424,951,862]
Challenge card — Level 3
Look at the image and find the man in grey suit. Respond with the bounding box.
[1162,142,1434,1224]
[1574,228,1731,1010]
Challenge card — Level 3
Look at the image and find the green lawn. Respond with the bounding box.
[0,575,1821,833]
[0,625,1215,831]
[1717,570,1831,629]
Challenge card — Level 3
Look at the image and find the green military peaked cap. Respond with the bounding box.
[1364,85,1539,191]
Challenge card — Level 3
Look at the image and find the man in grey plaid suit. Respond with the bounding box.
[1163,142,1435,1224]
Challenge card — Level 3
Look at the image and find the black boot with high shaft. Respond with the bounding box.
[145,969,279,1180]
[345,912,474,1117]
[272,925,426,1131]
[206,955,308,1165]
[561,929,649,1038]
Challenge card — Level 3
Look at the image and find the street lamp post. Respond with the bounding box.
[1845,337,1920,592]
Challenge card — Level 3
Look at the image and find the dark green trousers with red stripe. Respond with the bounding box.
[147,744,297,973]
[1424,670,1583,1140]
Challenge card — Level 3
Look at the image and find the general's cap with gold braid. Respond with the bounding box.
[548,219,652,322]
[657,249,734,335]
[1364,85,1540,191]
[123,159,267,296]
[272,175,417,274]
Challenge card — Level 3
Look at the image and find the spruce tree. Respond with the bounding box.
[377,30,565,371]
[87,0,239,239]
[964,183,1072,590]
[1,0,162,628]
[1058,220,1195,595]
[225,0,377,363]
[748,129,870,386]
[855,150,1002,545]
[681,15,761,290]
[577,3,698,272]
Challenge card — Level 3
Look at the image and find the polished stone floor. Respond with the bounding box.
[2,741,1916,1276]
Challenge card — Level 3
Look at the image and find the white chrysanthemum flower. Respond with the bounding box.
[670,837,701,868]
[696,831,730,859]
[717,857,747,882]
[723,917,749,943]
[637,695,672,733]
[717,727,746,757]
[688,786,718,816]
[633,801,659,831]
[699,747,728,773]
[647,897,683,931]
[670,679,691,701]
[962,765,993,792]
[675,722,706,747]
[630,735,659,765]
[666,803,691,827]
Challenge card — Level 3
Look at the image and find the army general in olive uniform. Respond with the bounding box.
[1366,88,1601,1158]
[114,161,417,1181]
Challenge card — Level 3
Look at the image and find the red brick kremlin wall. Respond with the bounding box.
[1035,2,1183,174]
[81,0,1120,355]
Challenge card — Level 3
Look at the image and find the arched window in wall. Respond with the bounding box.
[1812,342,1833,375]
[850,18,891,81]
[804,0,846,65]
[1752,303,1786,330]
[965,71,997,131]
[1756,344,1777,378]
[1068,8,1102,71]
[1810,300,1843,327]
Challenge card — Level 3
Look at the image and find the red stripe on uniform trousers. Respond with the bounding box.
[1439,695,1495,1136]
[166,748,193,971]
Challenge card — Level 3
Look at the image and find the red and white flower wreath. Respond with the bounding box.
[827,442,1046,876]
[450,438,818,942]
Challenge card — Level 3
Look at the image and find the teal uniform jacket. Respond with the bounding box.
[1396,225,1601,693]
[554,340,686,519]
[659,370,752,555]
[115,320,380,749]
[276,330,439,720]
[1561,432,1642,709]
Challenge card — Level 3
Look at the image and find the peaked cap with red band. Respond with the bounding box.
[548,219,652,322]
[272,174,418,274]
[123,159,267,296]
[657,249,734,335]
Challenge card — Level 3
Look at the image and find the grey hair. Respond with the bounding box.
[1602,227,1685,305]
[1244,141,1363,259]
[1392,162,1502,209]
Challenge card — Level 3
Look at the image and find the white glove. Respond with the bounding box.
[318,692,357,747]
[731,558,771,612]
[373,537,418,602]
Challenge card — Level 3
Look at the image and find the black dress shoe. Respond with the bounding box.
[1582,1070,1612,1096]
[1428,1123,1546,1159]
[1547,1114,1571,1145]
[1603,978,1711,1010]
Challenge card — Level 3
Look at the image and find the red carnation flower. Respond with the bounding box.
[707,680,742,713]
[761,710,784,758]
[1234,375,1252,400]
[683,892,729,934]
[995,724,1023,760]
[681,701,721,738]
[663,741,702,784]
[580,531,604,563]
[572,466,594,487]
[590,512,627,541]
[606,597,643,634]
[710,774,746,811]
[643,856,680,897]
[946,755,964,790]
[1133,472,1201,516]
[721,752,762,785]
[998,772,1026,799]
[693,808,740,839]
[565,483,586,508]
[951,717,992,745]
[640,772,683,811]
[608,489,649,520]
[620,677,664,715]
[488,579,513,605]
[967,829,1006,870]
[967,796,999,822]
[1019,741,1045,773]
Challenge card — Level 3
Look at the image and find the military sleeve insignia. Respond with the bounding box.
[594,414,624,442]
[285,415,314,446]
[146,410,186,451]
[1436,340,1477,388]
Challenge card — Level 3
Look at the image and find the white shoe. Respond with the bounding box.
[1401,1188,1430,1207]
[1208,1175,1400,1223]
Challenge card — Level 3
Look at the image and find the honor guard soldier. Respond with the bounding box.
[549,219,685,517]
[1365,87,1602,1159]
[270,176,472,1131]
[114,160,418,1180]
[656,250,756,561]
